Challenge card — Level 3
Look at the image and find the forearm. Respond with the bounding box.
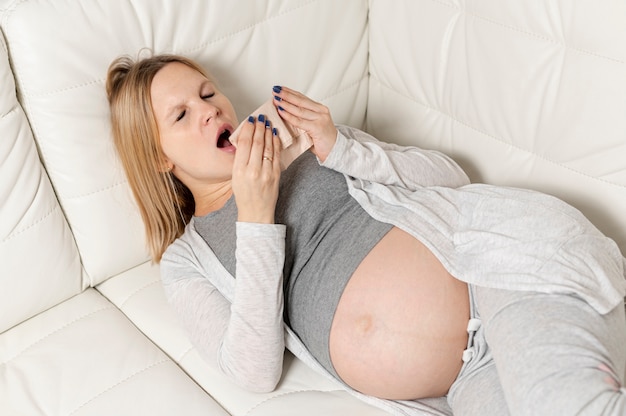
[160,225,286,392]
[219,222,286,391]
[321,126,470,189]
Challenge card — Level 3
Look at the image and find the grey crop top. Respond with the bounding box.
[194,151,392,377]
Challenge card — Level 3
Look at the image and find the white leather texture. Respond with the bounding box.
[98,263,390,416]
[0,289,229,415]
[1,0,624,414]
[368,0,626,254]
[0,29,82,333]
[0,0,368,286]
[1,0,390,414]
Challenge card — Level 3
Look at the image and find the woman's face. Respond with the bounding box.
[150,62,238,191]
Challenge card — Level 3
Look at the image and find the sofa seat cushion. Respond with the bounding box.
[0,289,228,416]
[97,262,392,415]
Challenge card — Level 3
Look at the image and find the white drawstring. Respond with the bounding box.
[462,318,482,363]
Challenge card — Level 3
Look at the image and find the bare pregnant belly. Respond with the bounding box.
[329,227,469,400]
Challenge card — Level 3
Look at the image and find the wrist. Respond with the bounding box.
[237,212,275,224]
[236,222,286,238]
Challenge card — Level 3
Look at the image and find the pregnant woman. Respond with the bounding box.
[106,53,626,415]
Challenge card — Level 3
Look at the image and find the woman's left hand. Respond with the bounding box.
[272,86,337,163]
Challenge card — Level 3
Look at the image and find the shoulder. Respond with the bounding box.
[161,219,208,277]
[163,220,199,257]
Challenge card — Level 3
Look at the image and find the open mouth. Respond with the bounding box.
[217,129,233,148]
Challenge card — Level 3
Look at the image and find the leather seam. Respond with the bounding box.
[372,78,626,190]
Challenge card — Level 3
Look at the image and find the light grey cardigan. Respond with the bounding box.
[160,125,626,416]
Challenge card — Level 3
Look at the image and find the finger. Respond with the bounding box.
[271,127,282,171]
[274,97,315,122]
[263,118,274,162]
[234,116,255,167]
[249,114,267,169]
[273,86,320,113]
[275,99,331,137]
[273,87,331,129]
[262,121,275,167]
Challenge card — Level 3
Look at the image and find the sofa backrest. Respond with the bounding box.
[2,0,623,333]
[367,0,626,255]
[0,35,83,333]
[0,0,369,294]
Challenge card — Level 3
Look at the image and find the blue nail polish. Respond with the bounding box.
[248,115,255,123]
[274,95,281,101]
[265,119,270,128]
[272,128,277,136]
[272,85,282,93]
[278,105,284,111]
[258,114,265,123]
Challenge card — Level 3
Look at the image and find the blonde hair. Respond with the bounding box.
[106,53,210,262]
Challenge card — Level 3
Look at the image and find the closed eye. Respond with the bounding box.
[174,92,215,122]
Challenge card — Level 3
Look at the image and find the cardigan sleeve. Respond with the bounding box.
[320,125,470,189]
[160,222,286,393]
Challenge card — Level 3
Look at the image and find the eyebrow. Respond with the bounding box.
[165,103,183,122]
[164,79,214,122]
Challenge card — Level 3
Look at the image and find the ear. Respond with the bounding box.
[158,159,174,173]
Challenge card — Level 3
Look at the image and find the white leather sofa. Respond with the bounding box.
[1,1,624,415]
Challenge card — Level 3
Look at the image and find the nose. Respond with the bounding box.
[199,100,219,124]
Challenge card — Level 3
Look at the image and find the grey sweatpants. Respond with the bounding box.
[447,285,626,416]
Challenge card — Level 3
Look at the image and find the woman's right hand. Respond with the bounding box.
[231,115,282,223]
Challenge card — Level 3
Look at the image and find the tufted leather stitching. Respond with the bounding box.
[373,78,626,190]
[0,305,114,365]
[0,102,17,119]
[177,345,194,362]
[1,205,59,243]
[67,358,171,415]
[13,0,320,100]
[116,279,161,308]
[180,0,318,56]
[243,388,345,415]
[62,179,127,201]
[424,0,625,65]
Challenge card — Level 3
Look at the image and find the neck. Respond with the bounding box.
[193,182,233,216]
